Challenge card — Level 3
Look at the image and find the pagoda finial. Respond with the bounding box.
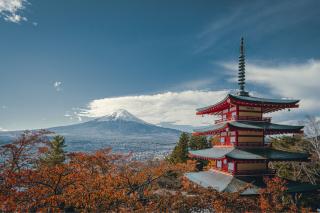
[238,37,249,96]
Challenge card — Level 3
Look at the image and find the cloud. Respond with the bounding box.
[53,81,63,92]
[221,59,320,121]
[195,0,317,53]
[0,0,28,23]
[0,127,8,131]
[78,90,230,127]
[65,110,83,122]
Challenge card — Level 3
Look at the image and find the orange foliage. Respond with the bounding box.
[259,177,297,213]
[0,131,301,212]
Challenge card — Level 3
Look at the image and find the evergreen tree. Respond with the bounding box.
[168,132,189,163]
[189,135,210,150]
[189,135,210,171]
[41,135,66,166]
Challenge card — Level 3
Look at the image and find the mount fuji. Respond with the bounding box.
[0,109,182,160]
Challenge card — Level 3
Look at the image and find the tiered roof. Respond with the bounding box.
[193,121,303,136]
[196,94,299,115]
[189,147,309,161]
[185,38,319,194]
[185,170,319,195]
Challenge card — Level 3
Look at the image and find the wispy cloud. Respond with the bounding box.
[53,81,63,92]
[77,90,230,127]
[195,0,318,53]
[221,59,320,121]
[0,127,8,131]
[0,0,28,23]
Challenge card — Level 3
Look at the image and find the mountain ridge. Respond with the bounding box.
[0,109,181,160]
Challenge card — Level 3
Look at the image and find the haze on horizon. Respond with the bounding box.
[0,0,320,131]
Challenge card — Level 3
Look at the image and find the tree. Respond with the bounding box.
[304,116,320,160]
[41,135,66,166]
[189,135,210,150]
[168,133,189,163]
[259,177,297,213]
[188,135,210,170]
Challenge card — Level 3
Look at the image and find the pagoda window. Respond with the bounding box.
[231,111,237,119]
[228,162,234,172]
[217,160,222,168]
[220,137,225,144]
[223,114,227,120]
[230,136,236,144]
[229,131,236,136]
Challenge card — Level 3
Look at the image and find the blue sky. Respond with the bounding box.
[0,0,320,131]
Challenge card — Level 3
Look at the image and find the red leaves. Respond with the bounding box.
[0,131,300,212]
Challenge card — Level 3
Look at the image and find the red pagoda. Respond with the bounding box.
[185,38,317,195]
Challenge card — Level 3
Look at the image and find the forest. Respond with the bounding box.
[0,117,319,212]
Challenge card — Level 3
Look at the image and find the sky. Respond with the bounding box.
[0,0,320,131]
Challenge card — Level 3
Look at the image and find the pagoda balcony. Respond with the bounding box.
[234,169,276,176]
[214,116,272,124]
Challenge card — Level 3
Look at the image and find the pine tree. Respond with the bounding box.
[41,135,66,166]
[189,135,210,150]
[189,135,210,171]
[168,132,189,163]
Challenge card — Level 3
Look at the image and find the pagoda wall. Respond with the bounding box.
[216,105,268,124]
[237,162,267,171]
[214,130,264,147]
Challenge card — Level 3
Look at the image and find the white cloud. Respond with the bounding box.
[76,59,319,128]
[53,81,62,92]
[0,127,8,131]
[221,59,320,112]
[0,0,28,23]
[78,90,230,127]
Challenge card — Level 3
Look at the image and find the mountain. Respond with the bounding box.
[0,109,182,160]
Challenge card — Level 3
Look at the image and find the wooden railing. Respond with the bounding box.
[234,169,276,176]
[214,116,272,124]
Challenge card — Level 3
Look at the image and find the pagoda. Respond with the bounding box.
[185,38,317,195]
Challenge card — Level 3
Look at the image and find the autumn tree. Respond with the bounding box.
[259,177,297,213]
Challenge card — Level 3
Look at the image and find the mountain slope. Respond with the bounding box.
[0,109,181,160]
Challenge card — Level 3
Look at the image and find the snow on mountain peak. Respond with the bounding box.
[94,109,147,124]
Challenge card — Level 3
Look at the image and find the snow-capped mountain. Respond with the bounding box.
[94,109,147,124]
[0,109,181,160]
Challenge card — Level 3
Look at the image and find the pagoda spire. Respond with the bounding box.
[238,37,249,96]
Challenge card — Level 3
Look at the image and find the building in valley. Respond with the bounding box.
[185,38,318,195]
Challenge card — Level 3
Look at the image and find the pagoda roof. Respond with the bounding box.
[189,147,309,161]
[193,121,303,136]
[196,93,299,115]
[227,148,309,161]
[185,170,319,194]
[189,147,234,159]
[185,170,260,195]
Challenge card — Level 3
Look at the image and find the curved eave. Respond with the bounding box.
[193,121,304,136]
[188,147,234,160]
[196,95,230,115]
[196,94,300,115]
[228,122,304,135]
[226,148,310,162]
[193,123,228,136]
